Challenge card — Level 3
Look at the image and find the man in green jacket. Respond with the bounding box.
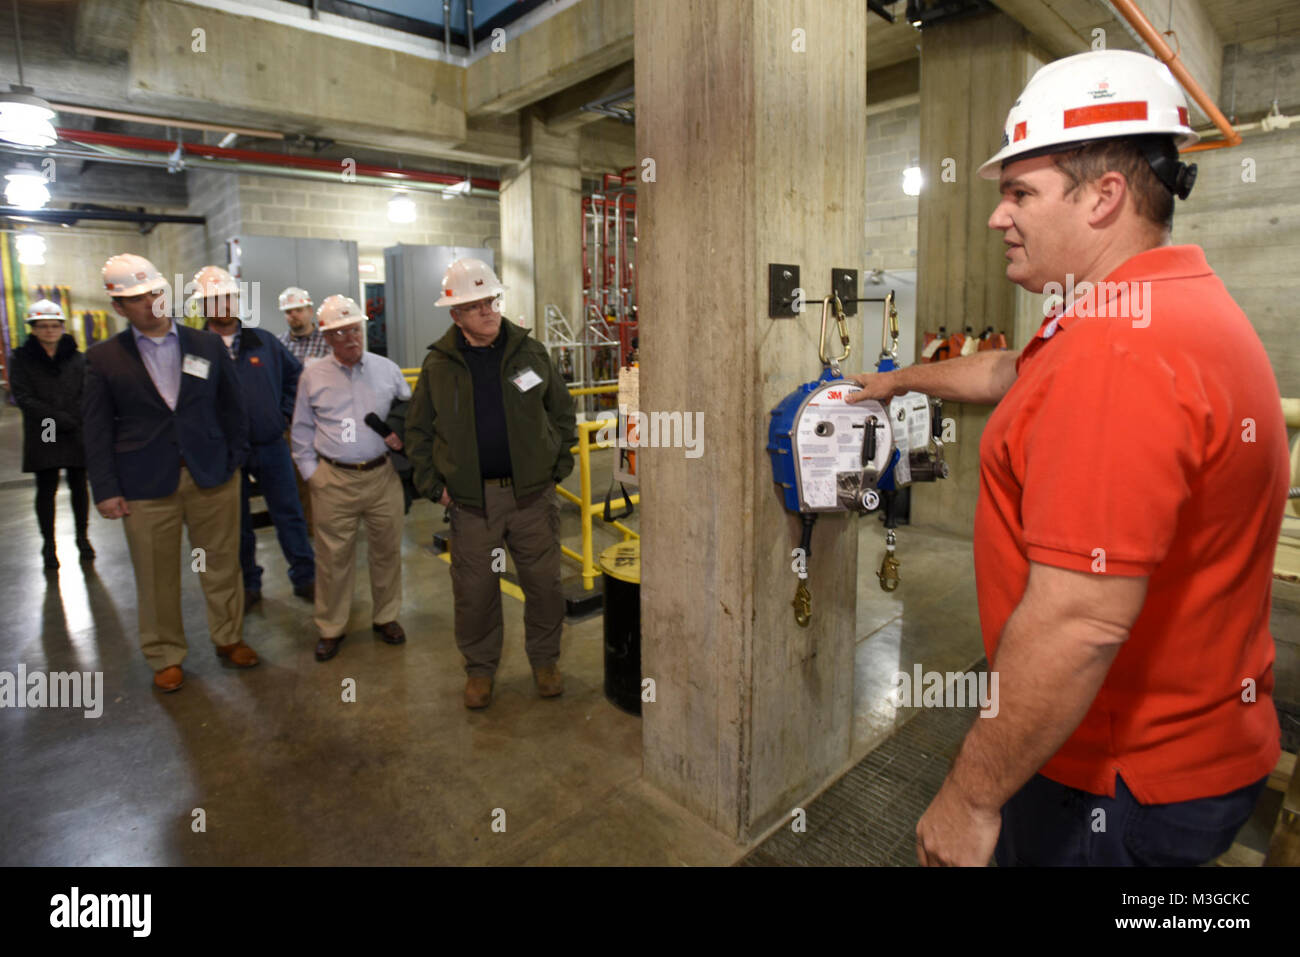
[405,259,577,710]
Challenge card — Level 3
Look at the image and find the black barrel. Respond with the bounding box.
[600,540,642,715]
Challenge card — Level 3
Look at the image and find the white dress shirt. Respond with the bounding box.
[291,351,411,480]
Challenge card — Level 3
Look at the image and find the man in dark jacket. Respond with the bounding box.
[193,265,315,607]
[8,299,93,569]
[83,254,257,693]
[405,258,577,710]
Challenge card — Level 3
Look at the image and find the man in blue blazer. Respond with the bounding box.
[83,254,259,693]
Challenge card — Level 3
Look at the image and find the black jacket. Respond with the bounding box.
[8,334,86,472]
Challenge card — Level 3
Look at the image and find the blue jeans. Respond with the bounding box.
[995,772,1267,866]
[240,440,315,590]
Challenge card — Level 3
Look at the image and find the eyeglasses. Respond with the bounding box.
[452,299,499,316]
[325,326,364,339]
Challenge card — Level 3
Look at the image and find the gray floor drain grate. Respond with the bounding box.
[740,702,979,867]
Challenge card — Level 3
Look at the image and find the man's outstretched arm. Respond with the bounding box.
[846,347,1022,405]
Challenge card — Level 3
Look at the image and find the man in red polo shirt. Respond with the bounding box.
[848,49,1289,866]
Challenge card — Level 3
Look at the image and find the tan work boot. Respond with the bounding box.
[215,640,260,668]
[533,664,563,698]
[153,665,184,693]
[464,675,493,709]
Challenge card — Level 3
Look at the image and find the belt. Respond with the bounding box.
[318,453,389,472]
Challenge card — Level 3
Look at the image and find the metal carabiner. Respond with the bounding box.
[819,294,852,376]
[877,528,900,592]
[793,578,812,627]
[879,290,899,361]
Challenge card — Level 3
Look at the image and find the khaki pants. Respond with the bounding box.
[449,483,564,677]
[309,459,404,637]
[122,468,243,671]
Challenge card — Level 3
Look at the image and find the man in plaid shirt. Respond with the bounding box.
[277,286,330,363]
[277,287,328,530]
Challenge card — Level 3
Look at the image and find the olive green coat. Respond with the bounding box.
[405,318,576,509]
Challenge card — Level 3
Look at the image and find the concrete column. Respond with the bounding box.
[910,12,1046,536]
[636,0,868,841]
[498,113,582,331]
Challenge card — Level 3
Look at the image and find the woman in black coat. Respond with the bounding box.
[8,300,94,569]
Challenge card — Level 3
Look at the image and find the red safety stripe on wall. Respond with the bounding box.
[1063,101,1148,128]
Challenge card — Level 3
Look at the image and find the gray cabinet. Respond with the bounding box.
[227,235,360,340]
[384,244,495,371]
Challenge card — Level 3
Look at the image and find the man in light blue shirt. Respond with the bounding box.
[132,319,182,409]
[291,295,411,662]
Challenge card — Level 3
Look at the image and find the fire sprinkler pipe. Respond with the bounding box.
[51,127,501,194]
[1108,0,1242,153]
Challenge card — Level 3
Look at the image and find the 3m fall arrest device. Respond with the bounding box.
[767,293,949,627]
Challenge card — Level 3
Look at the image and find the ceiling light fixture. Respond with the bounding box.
[15,227,45,265]
[0,88,56,147]
[1,1,57,147]
[387,191,416,223]
[4,164,50,209]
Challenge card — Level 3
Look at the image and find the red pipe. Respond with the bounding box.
[55,128,500,191]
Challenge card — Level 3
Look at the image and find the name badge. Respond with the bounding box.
[511,367,543,392]
[182,354,211,379]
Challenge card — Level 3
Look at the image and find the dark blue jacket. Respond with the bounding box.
[82,324,249,502]
[207,325,303,446]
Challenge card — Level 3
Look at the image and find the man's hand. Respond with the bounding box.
[844,368,906,404]
[916,778,1001,866]
[384,432,403,452]
[439,489,453,507]
[97,497,130,520]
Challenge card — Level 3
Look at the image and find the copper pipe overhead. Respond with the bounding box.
[1108,0,1242,153]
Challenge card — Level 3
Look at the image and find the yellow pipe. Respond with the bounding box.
[568,385,619,396]
[609,520,639,540]
[579,416,595,588]
[580,496,638,517]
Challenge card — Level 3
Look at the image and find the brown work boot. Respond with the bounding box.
[153,665,184,693]
[464,675,493,710]
[215,641,260,668]
[533,664,563,698]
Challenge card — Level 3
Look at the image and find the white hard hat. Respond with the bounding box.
[278,286,313,311]
[189,265,240,306]
[102,253,167,298]
[435,258,504,308]
[978,50,1198,180]
[25,298,65,323]
[317,294,367,332]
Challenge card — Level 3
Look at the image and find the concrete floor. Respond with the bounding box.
[0,401,1294,864]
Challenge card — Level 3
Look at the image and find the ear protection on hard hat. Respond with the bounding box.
[1134,135,1197,200]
